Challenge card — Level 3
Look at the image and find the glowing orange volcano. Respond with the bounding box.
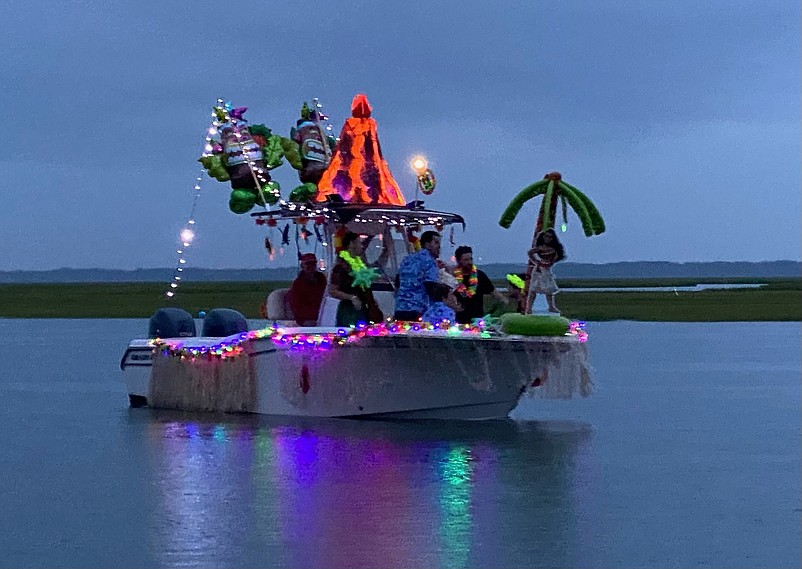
[314,94,406,205]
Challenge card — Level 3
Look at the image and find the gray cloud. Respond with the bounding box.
[1,0,798,269]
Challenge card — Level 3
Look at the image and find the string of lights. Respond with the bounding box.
[164,100,226,299]
[151,318,588,360]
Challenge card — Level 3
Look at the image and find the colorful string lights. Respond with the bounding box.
[151,318,589,360]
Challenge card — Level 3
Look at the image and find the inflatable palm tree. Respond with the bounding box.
[498,172,605,313]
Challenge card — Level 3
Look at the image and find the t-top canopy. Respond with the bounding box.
[251,202,465,230]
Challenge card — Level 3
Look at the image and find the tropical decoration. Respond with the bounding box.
[291,102,335,184]
[406,228,421,252]
[280,100,337,203]
[498,171,605,313]
[499,171,604,236]
[499,313,571,336]
[506,274,526,291]
[338,251,380,290]
[315,94,406,205]
[411,156,436,196]
[453,265,479,297]
[198,103,284,214]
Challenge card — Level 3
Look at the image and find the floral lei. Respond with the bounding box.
[454,265,478,297]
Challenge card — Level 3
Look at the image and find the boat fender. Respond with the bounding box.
[148,307,196,338]
[201,308,249,337]
[500,313,570,336]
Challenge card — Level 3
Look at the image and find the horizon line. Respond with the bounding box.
[1,259,800,273]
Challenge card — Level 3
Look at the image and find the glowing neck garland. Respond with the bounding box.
[339,250,379,289]
[454,265,479,297]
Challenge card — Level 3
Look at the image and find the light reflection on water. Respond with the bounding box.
[140,413,592,568]
[0,319,798,568]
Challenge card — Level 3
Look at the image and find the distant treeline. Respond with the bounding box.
[0,261,799,283]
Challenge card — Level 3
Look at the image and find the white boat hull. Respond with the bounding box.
[121,331,591,420]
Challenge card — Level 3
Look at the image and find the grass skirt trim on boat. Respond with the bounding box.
[149,349,258,412]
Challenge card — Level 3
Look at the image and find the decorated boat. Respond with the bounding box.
[120,94,601,420]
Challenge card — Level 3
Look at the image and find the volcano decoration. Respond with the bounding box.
[314,94,406,205]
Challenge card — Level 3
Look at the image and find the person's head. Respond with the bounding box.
[454,245,473,270]
[299,253,318,277]
[430,282,452,303]
[537,228,558,244]
[341,232,363,256]
[535,229,565,261]
[420,230,441,258]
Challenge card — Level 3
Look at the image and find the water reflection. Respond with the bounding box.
[138,411,593,568]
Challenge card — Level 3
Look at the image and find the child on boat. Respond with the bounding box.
[422,283,460,324]
[527,228,565,314]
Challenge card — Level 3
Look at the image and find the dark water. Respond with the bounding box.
[0,320,799,568]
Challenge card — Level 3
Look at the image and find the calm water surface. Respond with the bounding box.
[0,320,799,568]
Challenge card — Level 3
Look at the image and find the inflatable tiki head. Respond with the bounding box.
[219,111,268,190]
[291,102,331,184]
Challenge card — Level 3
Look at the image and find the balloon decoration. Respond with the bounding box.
[498,171,605,237]
[291,102,335,184]
[198,103,283,214]
[283,100,337,203]
[315,94,406,205]
[417,168,436,195]
[498,171,605,313]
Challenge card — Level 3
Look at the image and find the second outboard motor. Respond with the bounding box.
[201,308,248,337]
[148,307,196,338]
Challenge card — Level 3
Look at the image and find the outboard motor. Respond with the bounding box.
[148,307,196,338]
[201,308,248,337]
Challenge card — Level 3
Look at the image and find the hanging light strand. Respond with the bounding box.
[164,99,224,299]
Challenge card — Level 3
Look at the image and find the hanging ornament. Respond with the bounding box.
[333,225,348,252]
[449,226,455,245]
[264,237,274,260]
[406,228,421,251]
[417,168,436,195]
[313,222,324,243]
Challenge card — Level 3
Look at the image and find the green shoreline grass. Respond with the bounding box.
[0,279,799,321]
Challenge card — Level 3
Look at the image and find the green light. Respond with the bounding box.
[439,445,473,568]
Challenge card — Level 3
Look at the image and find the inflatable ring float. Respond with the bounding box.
[500,313,570,336]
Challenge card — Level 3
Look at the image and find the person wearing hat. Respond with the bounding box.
[289,253,327,326]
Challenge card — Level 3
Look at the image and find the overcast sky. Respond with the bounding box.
[1,0,799,270]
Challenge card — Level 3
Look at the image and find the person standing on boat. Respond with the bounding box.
[328,232,376,326]
[394,230,442,321]
[452,245,508,324]
[527,228,565,314]
[289,253,327,326]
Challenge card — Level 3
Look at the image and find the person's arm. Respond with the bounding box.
[423,255,441,300]
[328,266,362,309]
[288,280,302,316]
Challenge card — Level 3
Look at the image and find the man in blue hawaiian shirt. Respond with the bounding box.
[394,230,441,321]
